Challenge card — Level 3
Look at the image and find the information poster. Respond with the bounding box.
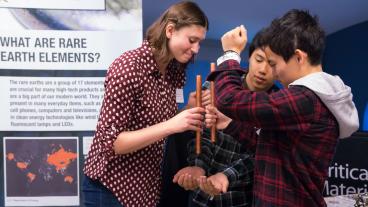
[0,0,105,10]
[0,0,142,206]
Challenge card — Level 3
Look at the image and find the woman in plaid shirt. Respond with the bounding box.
[206,10,359,207]
[173,29,278,207]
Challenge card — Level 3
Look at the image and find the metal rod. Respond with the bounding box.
[196,75,202,154]
[210,63,216,142]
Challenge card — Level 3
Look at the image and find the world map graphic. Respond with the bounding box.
[5,138,78,197]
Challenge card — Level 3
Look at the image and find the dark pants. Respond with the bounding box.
[158,131,194,207]
[82,175,123,207]
[188,192,202,207]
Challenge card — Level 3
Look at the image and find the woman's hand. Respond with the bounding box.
[167,107,205,134]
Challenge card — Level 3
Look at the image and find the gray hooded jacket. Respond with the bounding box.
[289,72,359,138]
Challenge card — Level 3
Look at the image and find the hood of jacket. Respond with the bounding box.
[289,72,359,138]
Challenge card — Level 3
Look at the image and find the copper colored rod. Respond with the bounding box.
[210,63,216,142]
[196,75,202,154]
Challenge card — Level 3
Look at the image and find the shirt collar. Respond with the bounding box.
[140,40,161,75]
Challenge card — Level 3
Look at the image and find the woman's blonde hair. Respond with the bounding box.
[145,1,209,67]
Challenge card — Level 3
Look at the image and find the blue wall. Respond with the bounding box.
[323,21,368,131]
[178,61,211,109]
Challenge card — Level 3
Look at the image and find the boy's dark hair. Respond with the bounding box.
[248,28,268,58]
[265,9,325,65]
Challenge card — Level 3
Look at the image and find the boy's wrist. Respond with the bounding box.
[217,50,241,66]
[222,167,236,183]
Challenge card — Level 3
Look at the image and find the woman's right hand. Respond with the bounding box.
[167,107,205,134]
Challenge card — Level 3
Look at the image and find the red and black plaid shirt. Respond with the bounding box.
[208,60,339,207]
